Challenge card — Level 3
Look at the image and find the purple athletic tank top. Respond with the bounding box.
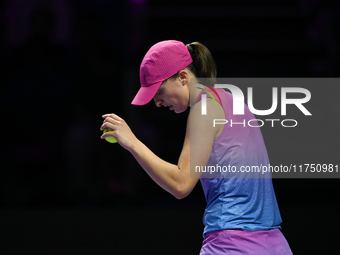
[196,87,282,239]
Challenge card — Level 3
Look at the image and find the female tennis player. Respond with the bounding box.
[100,40,293,254]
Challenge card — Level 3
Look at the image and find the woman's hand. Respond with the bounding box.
[100,113,137,151]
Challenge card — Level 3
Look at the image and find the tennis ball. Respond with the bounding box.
[103,128,117,143]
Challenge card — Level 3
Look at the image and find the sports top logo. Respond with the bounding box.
[197,83,223,115]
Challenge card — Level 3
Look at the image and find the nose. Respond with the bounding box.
[154,98,163,107]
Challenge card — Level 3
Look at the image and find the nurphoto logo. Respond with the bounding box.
[199,82,312,128]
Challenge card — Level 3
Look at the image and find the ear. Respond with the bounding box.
[178,69,188,85]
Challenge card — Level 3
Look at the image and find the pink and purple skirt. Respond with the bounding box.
[200,228,293,255]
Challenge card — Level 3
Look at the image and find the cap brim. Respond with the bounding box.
[131,81,162,105]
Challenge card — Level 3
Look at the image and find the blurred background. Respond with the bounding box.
[0,0,339,254]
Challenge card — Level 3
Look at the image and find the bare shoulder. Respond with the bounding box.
[189,98,225,139]
[190,97,225,118]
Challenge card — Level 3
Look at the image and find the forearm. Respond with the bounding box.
[100,113,195,198]
[128,139,186,198]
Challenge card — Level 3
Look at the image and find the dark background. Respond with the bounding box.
[0,0,339,254]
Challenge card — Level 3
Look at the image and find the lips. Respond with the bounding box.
[163,104,174,111]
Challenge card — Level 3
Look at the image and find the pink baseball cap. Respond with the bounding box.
[131,40,193,105]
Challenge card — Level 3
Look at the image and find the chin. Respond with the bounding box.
[174,106,188,114]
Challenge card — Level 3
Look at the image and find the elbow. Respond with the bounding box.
[173,184,191,200]
[174,192,188,200]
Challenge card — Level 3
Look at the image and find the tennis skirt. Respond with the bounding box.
[199,228,293,255]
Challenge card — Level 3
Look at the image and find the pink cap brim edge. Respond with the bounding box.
[131,81,162,105]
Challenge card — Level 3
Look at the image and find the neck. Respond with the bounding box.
[189,78,207,107]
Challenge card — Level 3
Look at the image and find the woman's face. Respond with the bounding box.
[153,71,190,114]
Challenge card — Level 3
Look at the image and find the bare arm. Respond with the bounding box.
[100,99,224,199]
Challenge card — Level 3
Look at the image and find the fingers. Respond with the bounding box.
[100,116,121,131]
[100,120,117,139]
[102,113,123,120]
[100,129,114,139]
[100,113,124,140]
[100,122,115,132]
[102,116,121,125]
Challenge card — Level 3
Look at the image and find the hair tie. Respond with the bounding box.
[186,43,195,57]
